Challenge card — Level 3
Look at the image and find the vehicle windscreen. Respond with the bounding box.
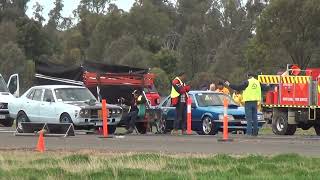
[54,88,97,102]
[195,93,237,107]
[0,75,8,92]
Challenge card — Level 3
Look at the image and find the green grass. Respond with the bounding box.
[0,151,320,180]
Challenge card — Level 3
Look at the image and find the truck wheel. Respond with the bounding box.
[314,125,320,136]
[136,123,147,134]
[1,118,14,127]
[272,111,296,135]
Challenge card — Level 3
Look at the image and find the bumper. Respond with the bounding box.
[74,116,121,127]
[214,120,266,129]
[0,110,11,121]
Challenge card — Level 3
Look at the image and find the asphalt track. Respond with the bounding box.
[1,127,320,156]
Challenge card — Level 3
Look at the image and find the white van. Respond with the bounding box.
[0,74,19,127]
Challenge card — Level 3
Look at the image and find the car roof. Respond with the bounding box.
[188,90,224,95]
[32,85,85,89]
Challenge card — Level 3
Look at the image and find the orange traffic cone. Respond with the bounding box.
[36,130,45,152]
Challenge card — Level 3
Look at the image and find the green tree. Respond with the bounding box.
[150,67,170,96]
[0,42,25,80]
[152,48,178,78]
[120,46,152,68]
[32,2,45,24]
[256,0,320,68]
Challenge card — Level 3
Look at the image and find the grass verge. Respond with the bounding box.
[0,151,319,180]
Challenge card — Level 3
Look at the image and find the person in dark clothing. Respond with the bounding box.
[225,73,268,136]
[123,89,147,134]
[170,72,190,135]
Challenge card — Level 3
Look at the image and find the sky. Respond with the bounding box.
[26,0,136,22]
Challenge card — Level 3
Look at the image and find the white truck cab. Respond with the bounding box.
[0,74,19,127]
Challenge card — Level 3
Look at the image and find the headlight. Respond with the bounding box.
[219,114,234,121]
[117,109,121,114]
[79,109,90,117]
[257,114,264,121]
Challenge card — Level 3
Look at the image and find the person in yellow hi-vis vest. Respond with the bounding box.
[171,71,190,135]
[225,73,268,136]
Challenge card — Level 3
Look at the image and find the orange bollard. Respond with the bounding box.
[187,98,192,135]
[36,130,45,153]
[218,98,233,142]
[102,99,109,137]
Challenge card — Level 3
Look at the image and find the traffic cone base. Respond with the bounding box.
[36,130,45,152]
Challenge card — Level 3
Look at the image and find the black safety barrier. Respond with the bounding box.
[15,122,75,137]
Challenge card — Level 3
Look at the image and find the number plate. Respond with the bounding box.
[0,115,5,119]
[95,121,103,126]
[98,110,102,119]
[241,121,247,124]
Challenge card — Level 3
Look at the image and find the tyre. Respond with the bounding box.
[16,111,29,133]
[314,124,320,136]
[155,118,166,134]
[300,124,312,130]
[197,116,218,135]
[60,113,72,123]
[272,111,296,135]
[107,125,117,134]
[1,118,14,127]
[136,122,147,134]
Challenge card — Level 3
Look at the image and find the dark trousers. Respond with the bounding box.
[124,111,138,130]
[245,101,258,135]
[174,102,187,131]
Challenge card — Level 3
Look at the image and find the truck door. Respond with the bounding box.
[7,74,20,97]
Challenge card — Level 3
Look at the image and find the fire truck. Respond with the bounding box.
[258,65,320,135]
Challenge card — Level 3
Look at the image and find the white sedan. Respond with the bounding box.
[9,85,122,134]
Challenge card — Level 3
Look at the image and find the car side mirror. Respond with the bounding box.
[191,103,197,108]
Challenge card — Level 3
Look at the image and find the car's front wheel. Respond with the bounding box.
[16,111,29,133]
[60,113,73,123]
[197,116,218,135]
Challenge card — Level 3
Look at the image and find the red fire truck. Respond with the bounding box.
[259,65,320,135]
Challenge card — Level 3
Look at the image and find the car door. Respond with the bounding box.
[39,89,58,123]
[24,88,43,122]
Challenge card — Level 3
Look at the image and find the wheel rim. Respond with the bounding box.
[276,117,285,131]
[202,117,212,134]
[61,116,70,123]
[17,114,27,130]
[156,118,166,133]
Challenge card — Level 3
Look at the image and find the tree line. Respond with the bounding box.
[0,0,319,95]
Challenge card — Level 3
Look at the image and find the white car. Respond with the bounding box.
[9,85,122,134]
[0,74,17,127]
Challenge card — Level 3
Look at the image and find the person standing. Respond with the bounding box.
[171,72,190,135]
[215,81,230,95]
[225,73,266,136]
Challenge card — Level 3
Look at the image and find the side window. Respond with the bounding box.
[32,89,43,101]
[43,89,55,102]
[26,89,35,100]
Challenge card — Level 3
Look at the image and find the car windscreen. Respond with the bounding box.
[54,88,97,102]
[0,75,8,92]
[195,93,237,107]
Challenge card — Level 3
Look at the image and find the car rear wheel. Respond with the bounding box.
[16,111,29,133]
[60,113,73,123]
[197,116,218,135]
